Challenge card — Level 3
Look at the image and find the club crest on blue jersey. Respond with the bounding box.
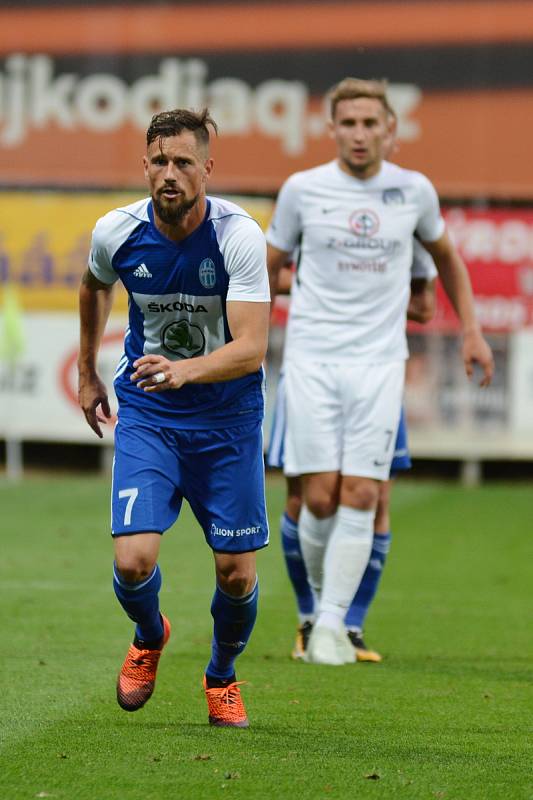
[162,320,205,358]
[382,188,405,205]
[199,258,217,288]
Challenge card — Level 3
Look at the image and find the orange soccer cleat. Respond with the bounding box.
[116,614,171,711]
[347,629,382,663]
[291,621,313,660]
[203,675,249,728]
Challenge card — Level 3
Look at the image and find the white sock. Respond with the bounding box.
[298,504,335,596]
[316,610,344,634]
[317,505,374,626]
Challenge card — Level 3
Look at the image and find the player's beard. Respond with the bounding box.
[152,191,199,225]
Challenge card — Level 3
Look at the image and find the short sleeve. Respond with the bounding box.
[265,175,303,253]
[88,217,120,285]
[223,217,271,303]
[415,174,446,244]
[411,238,438,280]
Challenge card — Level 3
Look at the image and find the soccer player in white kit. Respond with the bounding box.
[266,77,494,665]
[267,244,437,663]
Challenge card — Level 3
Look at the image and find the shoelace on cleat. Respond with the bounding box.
[122,647,161,682]
[205,681,247,721]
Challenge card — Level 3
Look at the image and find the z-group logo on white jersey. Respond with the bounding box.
[133,263,152,278]
[350,210,380,237]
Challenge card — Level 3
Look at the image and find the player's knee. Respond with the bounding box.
[305,494,337,519]
[115,555,156,584]
[340,478,379,511]
[217,566,256,597]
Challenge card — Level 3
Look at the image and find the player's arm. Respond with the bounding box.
[265,175,302,307]
[78,268,115,437]
[422,231,494,386]
[267,244,293,307]
[407,277,436,323]
[277,263,295,295]
[131,300,270,391]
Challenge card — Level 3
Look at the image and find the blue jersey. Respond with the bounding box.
[89,196,270,429]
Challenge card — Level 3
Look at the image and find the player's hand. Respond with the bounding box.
[131,355,189,392]
[78,373,112,438]
[462,330,494,387]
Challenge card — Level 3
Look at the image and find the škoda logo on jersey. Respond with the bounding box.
[349,209,380,237]
[147,300,208,313]
[162,320,205,357]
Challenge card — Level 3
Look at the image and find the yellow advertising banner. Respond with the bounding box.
[0,192,275,311]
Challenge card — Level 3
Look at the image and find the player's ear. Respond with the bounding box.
[383,113,398,158]
[327,117,336,140]
[203,158,214,182]
[142,155,149,179]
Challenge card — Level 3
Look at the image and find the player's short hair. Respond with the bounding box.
[329,77,395,120]
[146,108,218,151]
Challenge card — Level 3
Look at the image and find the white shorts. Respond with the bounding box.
[284,359,405,480]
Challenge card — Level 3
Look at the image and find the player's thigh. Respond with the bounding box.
[178,421,269,553]
[284,360,343,475]
[112,421,183,536]
[341,361,405,481]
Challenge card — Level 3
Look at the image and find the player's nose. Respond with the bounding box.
[163,162,179,180]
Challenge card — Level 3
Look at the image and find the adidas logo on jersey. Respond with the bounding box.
[133,263,152,278]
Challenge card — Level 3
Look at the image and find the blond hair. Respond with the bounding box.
[329,77,395,120]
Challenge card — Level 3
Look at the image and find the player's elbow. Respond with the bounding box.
[418,307,435,324]
[246,349,267,373]
[243,333,268,373]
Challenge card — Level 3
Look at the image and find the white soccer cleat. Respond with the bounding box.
[304,624,356,665]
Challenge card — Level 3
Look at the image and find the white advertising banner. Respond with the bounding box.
[2,312,533,460]
[0,312,127,443]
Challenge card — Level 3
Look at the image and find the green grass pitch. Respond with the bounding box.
[1,474,532,799]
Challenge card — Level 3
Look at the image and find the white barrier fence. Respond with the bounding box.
[2,312,533,481]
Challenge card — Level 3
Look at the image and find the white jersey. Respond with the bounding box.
[411,237,438,281]
[266,160,444,364]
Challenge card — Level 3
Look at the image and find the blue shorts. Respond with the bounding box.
[266,372,411,476]
[389,407,412,475]
[111,419,269,552]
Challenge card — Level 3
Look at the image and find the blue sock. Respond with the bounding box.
[206,579,259,681]
[280,512,315,617]
[344,532,392,630]
[113,562,164,643]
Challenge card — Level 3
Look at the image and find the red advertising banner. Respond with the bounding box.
[416,208,533,334]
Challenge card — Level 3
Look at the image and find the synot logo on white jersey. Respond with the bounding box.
[133,263,152,278]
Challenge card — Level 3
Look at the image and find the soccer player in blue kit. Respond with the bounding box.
[78,109,270,727]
